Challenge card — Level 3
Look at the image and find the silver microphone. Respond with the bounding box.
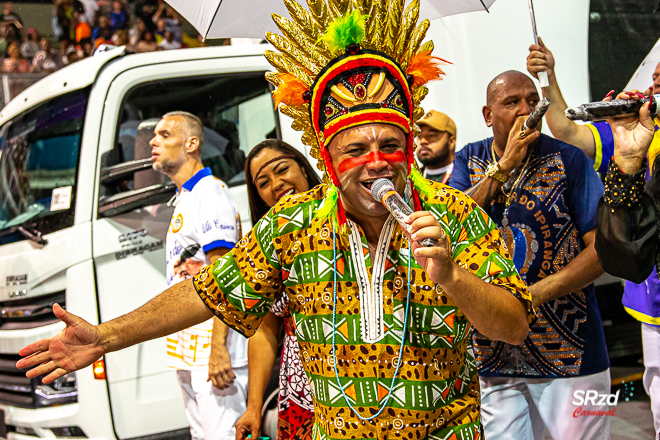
[371,178,438,247]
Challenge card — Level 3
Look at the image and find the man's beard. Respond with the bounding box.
[153,158,181,175]
[418,148,449,168]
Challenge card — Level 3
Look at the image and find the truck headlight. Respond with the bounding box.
[34,372,77,407]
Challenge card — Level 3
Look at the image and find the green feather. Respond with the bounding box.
[318,10,368,56]
[314,183,339,222]
[409,167,436,198]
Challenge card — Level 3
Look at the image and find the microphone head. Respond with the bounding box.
[371,178,395,202]
[564,107,584,121]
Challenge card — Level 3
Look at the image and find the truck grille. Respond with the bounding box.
[0,291,77,408]
[0,353,38,407]
[0,353,77,408]
[0,291,65,330]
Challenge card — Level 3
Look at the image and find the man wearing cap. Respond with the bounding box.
[415,110,457,184]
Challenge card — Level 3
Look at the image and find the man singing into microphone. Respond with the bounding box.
[16,2,532,438]
[449,70,609,439]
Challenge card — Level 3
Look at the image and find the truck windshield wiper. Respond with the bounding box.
[0,224,48,246]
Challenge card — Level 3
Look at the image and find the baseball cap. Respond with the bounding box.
[417,110,456,137]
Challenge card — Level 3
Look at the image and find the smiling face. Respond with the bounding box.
[327,124,408,221]
[250,148,311,208]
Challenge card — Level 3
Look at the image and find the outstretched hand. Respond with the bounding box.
[607,90,655,174]
[16,304,105,383]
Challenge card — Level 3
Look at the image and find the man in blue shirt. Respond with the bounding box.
[449,70,610,439]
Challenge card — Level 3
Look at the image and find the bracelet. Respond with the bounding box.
[603,158,646,208]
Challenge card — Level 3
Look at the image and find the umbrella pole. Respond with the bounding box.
[528,0,549,88]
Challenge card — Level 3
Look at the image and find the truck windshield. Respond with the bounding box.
[0,88,88,244]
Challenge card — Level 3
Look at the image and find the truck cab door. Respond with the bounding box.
[92,56,278,438]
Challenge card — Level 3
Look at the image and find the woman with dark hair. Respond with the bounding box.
[245,138,321,225]
[235,139,320,440]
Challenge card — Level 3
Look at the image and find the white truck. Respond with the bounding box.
[0,44,300,440]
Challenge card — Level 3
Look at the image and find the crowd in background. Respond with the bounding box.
[0,0,202,75]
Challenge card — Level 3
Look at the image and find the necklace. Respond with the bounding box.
[331,219,411,421]
[491,141,533,207]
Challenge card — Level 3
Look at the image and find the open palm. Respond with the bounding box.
[16,304,105,384]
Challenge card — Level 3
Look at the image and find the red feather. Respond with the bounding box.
[406,51,449,87]
[272,73,309,109]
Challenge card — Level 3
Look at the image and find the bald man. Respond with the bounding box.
[449,71,610,440]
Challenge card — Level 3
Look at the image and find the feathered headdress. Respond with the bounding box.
[265,0,447,235]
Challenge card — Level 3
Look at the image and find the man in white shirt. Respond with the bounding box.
[415,110,457,184]
[151,111,248,440]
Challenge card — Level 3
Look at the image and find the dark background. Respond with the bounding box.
[589,0,660,99]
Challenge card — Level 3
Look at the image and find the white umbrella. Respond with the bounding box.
[625,37,660,92]
[165,0,495,40]
[420,0,494,20]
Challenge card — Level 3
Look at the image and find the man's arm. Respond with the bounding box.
[17,279,212,383]
[467,116,540,210]
[527,38,597,157]
[528,229,603,308]
[406,212,529,345]
[235,312,282,440]
[205,247,236,390]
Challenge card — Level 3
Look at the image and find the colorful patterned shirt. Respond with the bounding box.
[192,182,531,440]
[450,135,609,378]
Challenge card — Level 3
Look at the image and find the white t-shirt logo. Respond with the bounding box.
[172,213,183,233]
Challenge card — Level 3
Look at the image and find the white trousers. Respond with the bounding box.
[480,369,611,440]
[643,323,660,438]
[176,367,248,440]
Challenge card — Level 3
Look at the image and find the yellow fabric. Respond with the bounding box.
[624,306,660,326]
[586,123,603,172]
[648,116,660,172]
